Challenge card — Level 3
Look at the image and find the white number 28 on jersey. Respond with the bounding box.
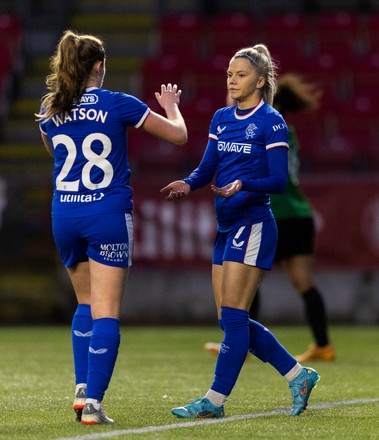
[52,133,114,191]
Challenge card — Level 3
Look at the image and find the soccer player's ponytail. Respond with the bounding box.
[36,30,105,121]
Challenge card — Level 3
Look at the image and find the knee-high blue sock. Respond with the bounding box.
[86,317,120,402]
[72,304,93,385]
[248,319,297,375]
[211,307,249,396]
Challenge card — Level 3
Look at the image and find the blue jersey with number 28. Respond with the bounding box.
[39,87,149,218]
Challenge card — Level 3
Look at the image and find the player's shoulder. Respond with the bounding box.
[259,101,280,117]
[258,102,286,125]
[267,103,285,118]
[213,105,236,120]
[92,88,141,103]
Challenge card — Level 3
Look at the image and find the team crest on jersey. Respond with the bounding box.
[245,123,257,139]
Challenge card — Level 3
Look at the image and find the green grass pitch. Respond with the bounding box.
[0,325,378,439]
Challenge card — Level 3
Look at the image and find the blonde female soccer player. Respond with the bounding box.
[161,44,319,418]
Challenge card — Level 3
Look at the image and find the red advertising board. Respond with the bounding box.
[132,176,379,270]
[301,175,379,269]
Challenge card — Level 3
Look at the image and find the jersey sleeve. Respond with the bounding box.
[183,137,218,190]
[38,104,47,134]
[265,112,289,150]
[113,92,150,127]
[240,147,288,193]
[208,108,223,140]
[39,122,47,135]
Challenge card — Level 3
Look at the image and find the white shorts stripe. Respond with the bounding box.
[125,213,133,267]
[243,222,263,266]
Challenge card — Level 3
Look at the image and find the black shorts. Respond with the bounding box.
[274,217,315,262]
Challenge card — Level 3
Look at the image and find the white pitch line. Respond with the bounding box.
[53,398,379,440]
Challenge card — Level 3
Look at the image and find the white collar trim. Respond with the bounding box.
[234,98,264,120]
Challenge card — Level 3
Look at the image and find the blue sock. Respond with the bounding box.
[211,307,250,396]
[218,319,224,331]
[248,319,297,375]
[86,317,120,401]
[72,304,93,385]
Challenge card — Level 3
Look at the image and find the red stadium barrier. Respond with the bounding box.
[132,176,379,270]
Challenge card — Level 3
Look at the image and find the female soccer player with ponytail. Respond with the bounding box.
[36,30,187,424]
[161,44,319,418]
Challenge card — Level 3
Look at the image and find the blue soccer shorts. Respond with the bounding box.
[212,219,278,270]
[52,212,133,268]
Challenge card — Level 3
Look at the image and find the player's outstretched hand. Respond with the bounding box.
[160,180,190,201]
[155,83,182,109]
[211,180,242,198]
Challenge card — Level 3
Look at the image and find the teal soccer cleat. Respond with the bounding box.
[171,397,225,419]
[289,367,320,416]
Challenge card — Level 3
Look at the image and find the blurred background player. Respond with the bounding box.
[36,30,187,424]
[206,73,336,363]
[268,73,335,362]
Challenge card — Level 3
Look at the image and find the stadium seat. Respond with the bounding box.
[305,135,357,172]
[352,94,378,117]
[0,14,22,65]
[0,43,13,118]
[181,99,215,162]
[287,110,360,172]
[140,54,197,107]
[352,51,379,89]
[364,127,379,171]
[142,9,377,175]
[0,43,12,76]
[0,14,22,119]
[315,38,359,57]
[267,47,305,75]
[330,89,379,168]
[300,50,352,103]
[262,12,313,55]
[285,111,321,154]
[128,128,188,173]
[208,12,256,56]
[366,12,379,46]
[194,55,230,108]
[158,12,206,59]
[314,11,360,36]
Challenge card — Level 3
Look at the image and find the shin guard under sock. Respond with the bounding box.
[86,317,120,402]
[211,307,249,396]
[248,319,297,376]
[72,304,93,385]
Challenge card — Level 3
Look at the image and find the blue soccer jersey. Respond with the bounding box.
[183,99,289,232]
[39,87,150,218]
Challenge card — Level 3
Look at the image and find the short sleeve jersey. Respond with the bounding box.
[185,99,289,232]
[39,88,149,218]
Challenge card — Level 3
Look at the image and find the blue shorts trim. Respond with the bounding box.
[212,219,278,270]
[52,212,133,268]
